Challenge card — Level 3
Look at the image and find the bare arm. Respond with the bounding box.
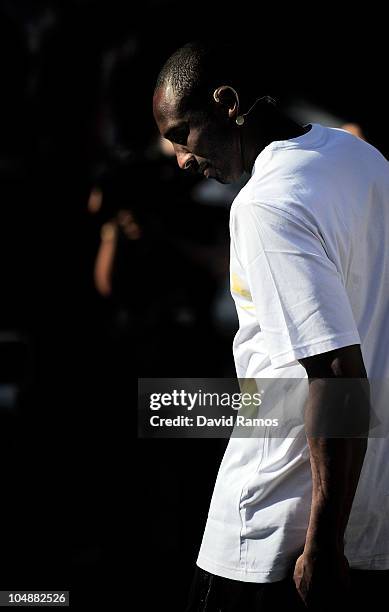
[294,345,370,608]
[94,221,118,297]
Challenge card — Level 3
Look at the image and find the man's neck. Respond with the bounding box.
[242,110,311,173]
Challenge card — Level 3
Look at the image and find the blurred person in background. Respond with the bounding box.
[153,40,389,611]
[341,123,366,140]
[88,137,235,378]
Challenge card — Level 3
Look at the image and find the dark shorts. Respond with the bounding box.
[185,565,389,611]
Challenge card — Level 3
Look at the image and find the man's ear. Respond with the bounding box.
[213,85,240,120]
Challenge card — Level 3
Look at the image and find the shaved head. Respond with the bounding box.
[154,41,249,113]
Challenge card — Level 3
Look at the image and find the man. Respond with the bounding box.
[152,41,389,610]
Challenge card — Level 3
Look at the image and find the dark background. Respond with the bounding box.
[0,1,386,609]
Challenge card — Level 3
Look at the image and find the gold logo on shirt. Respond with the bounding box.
[231,273,252,300]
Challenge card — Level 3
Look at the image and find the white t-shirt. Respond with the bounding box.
[197,123,389,582]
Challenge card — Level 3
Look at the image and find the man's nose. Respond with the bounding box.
[176,149,196,171]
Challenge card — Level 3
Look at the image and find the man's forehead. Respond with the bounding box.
[153,83,180,119]
[153,85,188,141]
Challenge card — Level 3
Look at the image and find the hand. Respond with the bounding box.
[117,210,142,240]
[293,550,350,610]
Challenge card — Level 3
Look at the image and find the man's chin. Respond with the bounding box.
[207,166,243,184]
[216,168,245,185]
[211,171,233,185]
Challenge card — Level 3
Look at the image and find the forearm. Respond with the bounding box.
[305,436,367,554]
[94,222,118,297]
[303,377,370,555]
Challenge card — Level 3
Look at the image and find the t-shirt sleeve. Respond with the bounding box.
[231,201,361,369]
